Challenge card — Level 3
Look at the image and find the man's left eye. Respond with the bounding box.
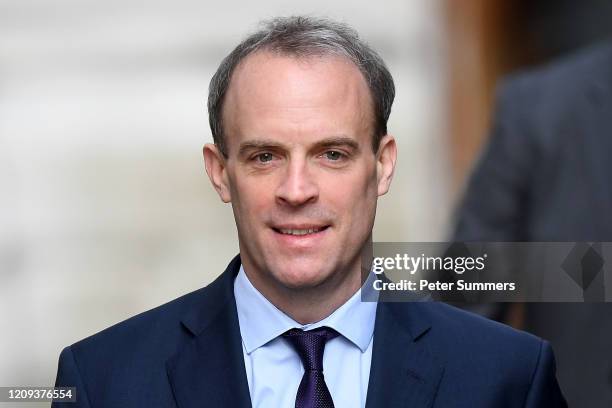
[323,151,344,161]
[256,152,274,163]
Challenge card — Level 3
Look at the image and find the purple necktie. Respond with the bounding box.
[282,327,339,408]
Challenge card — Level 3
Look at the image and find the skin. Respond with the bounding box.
[204,51,396,324]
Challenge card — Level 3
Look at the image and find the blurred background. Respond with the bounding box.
[2,0,612,403]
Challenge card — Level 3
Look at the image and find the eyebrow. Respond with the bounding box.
[238,139,285,157]
[237,136,361,157]
[313,136,360,152]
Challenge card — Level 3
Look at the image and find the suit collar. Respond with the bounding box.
[167,255,252,408]
[366,301,444,408]
[235,265,377,354]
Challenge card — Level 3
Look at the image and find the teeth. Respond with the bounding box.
[279,228,321,236]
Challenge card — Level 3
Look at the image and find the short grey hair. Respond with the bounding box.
[207,16,395,156]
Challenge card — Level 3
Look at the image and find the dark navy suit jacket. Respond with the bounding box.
[53,255,566,407]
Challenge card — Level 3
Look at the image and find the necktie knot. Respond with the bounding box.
[282,327,339,371]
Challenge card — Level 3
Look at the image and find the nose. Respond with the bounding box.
[275,158,319,207]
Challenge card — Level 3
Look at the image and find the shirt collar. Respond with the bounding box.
[234,265,377,354]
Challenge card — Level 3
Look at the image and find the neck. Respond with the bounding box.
[242,260,365,325]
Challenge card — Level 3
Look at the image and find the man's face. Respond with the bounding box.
[205,52,395,296]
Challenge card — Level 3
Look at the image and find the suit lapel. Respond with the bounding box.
[366,302,444,408]
[166,256,252,408]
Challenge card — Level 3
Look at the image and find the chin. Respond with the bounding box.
[271,260,333,290]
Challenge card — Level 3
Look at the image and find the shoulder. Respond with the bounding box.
[400,302,566,406]
[488,42,612,156]
[498,41,612,111]
[62,266,233,376]
[66,258,237,358]
[53,257,244,405]
[67,286,206,364]
[53,286,215,405]
[417,301,541,349]
[421,303,566,405]
[406,302,547,377]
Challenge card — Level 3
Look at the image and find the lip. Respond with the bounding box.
[273,223,329,230]
[270,224,331,248]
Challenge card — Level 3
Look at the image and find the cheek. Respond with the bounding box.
[230,175,275,220]
[323,169,378,221]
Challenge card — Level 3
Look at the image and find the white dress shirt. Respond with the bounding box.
[234,266,378,408]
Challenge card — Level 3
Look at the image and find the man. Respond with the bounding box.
[53,16,566,407]
[454,41,612,408]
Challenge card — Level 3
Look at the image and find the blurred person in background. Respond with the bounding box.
[53,16,566,408]
[454,41,612,407]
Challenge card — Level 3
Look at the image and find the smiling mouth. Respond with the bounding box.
[273,226,330,236]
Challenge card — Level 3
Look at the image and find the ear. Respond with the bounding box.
[203,144,232,203]
[375,135,397,196]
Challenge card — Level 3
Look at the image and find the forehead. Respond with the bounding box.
[222,51,374,147]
